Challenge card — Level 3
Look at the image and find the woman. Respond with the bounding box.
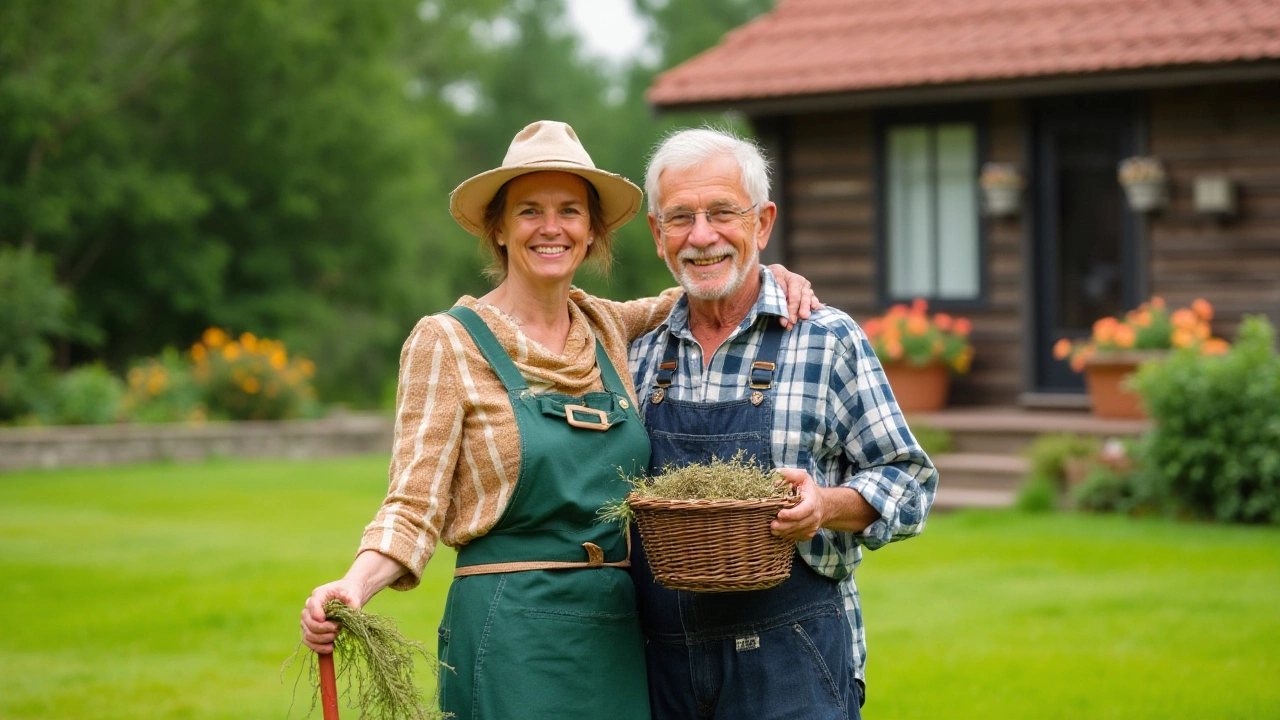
[300,121,816,719]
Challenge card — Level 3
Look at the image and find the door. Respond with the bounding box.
[1032,96,1142,393]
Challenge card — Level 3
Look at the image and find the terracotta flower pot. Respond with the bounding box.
[1083,351,1164,419]
[882,362,951,413]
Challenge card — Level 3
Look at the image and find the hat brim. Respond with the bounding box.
[449,163,643,238]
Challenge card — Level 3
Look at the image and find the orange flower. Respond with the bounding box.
[269,349,288,370]
[1172,328,1195,348]
[933,313,953,332]
[1053,338,1072,360]
[191,343,207,363]
[953,318,972,337]
[222,343,242,361]
[1114,324,1136,348]
[888,304,908,317]
[910,298,928,316]
[886,340,904,361]
[1070,354,1087,373]
[1201,338,1230,355]
[907,315,929,336]
[1150,296,1166,310]
[1193,323,1211,341]
[1171,308,1198,330]
[1130,310,1152,328]
[863,319,882,338]
[240,332,258,354]
[1192,298,1214,322]
[1093,317,1119,344]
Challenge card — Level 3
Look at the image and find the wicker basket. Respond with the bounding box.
[629,493,800,593]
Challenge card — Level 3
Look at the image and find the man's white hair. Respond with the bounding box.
[644,127,771,215]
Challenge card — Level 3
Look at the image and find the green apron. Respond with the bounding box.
[436,307,651,720]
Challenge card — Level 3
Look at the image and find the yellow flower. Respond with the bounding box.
[202,327,228,349]
[191,344,207,363]
[147,372,167,396]
[241,377,261,394]
[222,343,242,361]
[269,350,287,370]
[953,348,974,374]
[240,332,258,354]
[299,358,316,378]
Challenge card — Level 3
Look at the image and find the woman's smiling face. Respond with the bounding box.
[497,171,594,289]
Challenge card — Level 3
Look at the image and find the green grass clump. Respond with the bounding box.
[598,452,787,527]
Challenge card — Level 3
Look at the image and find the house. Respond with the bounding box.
[648,0,1280,409]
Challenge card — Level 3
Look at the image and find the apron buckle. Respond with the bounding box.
[564,404,612,431]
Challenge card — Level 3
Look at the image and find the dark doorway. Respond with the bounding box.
[1032,96,1142,393]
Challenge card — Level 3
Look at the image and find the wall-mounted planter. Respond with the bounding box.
[1117,156,1167,213]
[982,185,1020,217]
[978,162,1022,218]
[1121,179,1168,212]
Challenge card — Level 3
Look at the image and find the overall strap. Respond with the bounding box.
[444,307,528,392]
[749,320,785,390]
[654,331,680,389]
[593,338,631,398]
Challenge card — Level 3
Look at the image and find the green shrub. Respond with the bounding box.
[122,349,205,423]
[1016,473,1059,513]
[910,423,953,457]
[1131,315,1280,524]
[1024,433,1100,492]
[1071,464,1150,515]
[192,328,319,421]
[0,247,75,422]
[48,364,126,425]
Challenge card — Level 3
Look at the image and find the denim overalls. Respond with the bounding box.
[630,321,862,720]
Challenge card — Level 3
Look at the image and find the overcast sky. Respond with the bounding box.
[563,0,649,64]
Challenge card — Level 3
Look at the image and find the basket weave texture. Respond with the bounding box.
[629,493,800,593]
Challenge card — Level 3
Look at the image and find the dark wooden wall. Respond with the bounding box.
[758,79,1280,408]
[1147,81,1280,338]
[758,102,1028,406]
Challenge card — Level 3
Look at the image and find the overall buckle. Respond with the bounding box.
[564,404,612,431]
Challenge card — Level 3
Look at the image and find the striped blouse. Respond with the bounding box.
[360,287,680,590]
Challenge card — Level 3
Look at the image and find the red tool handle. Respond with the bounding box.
[319,652,340,720]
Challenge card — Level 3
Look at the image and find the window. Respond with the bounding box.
[882,121,980,301]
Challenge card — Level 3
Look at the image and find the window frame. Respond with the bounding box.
[874,104,990,311]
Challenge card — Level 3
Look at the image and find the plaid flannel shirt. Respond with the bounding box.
[627,268,939,685]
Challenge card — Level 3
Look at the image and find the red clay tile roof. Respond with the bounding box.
[648,0,1280,107]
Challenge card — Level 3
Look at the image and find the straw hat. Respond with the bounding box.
[449,120,643,237]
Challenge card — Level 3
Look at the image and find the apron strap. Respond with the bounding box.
[444,306,528,392]
[593,336,631,399]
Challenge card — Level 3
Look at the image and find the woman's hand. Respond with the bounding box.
[301,578,366,654]
[768,264,824,329]
[300,550,408,653]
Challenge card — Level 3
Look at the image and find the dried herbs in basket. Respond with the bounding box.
[600,452,800,593]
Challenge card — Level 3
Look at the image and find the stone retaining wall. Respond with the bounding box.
[0,414,394,472]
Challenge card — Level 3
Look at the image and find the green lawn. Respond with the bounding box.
[2,457,1278,719]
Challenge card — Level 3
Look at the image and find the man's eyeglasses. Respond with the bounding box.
[657,204,758,235]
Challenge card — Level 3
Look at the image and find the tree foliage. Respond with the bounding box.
[0,0,776,408]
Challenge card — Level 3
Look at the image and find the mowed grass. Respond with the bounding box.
[0,456,454,720]
[2,457,1278,719]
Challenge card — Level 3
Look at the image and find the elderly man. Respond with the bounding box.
[627,127,938,720]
